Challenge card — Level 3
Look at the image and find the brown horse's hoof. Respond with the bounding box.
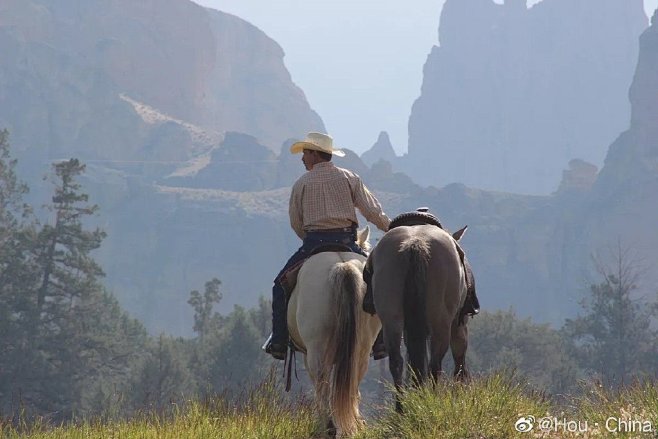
[454,367,469,381]
[326,419,337,438]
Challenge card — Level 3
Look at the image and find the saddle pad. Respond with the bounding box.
[280,244,355,297]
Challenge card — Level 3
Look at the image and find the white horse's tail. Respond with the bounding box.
[322,261,362,436]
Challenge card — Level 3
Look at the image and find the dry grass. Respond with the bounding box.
[3,373,657,439]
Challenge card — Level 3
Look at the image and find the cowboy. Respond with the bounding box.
[265,132,391,360]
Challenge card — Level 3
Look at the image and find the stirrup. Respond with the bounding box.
[261,333,273,352]
[262,333,287,360]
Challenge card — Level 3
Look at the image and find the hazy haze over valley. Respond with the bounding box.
[1,0,657,334]
[195,0,658,155]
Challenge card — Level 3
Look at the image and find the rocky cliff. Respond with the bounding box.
[596,9,658,191]
[0,0,323,333]
[360,131,399,167]
[437,9,658,322]
[0,0,323,173]
[2,0,657,334]
[405,0,647,194]
[581,9,658,294]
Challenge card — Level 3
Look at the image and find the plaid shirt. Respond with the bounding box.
[289,162,390,239]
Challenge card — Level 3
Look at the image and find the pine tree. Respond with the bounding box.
[0,130,39,416]
[1,157,147,419]
[208,305,267,390]
[34,159,105,320]
[188,278,222,343]
[562,247,658,385]
[469,309,579,393]
[248,296,272,339]
[0,130,30,232]
[14,159,108,416]
[130,335,196,410]
[187,281,269,395]
[76,291,149,417]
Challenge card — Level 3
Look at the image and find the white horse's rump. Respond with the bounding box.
[286,228,380,437]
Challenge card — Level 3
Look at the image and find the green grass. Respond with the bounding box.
[1,378,319,439]
[566,380,658,438]
[357,373,550,439]
[358,374,658,439]
[3,373,657,439]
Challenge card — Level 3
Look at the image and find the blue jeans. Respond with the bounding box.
[270,230,367,346]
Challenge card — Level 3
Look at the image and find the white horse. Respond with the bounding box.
[287,227,381,437]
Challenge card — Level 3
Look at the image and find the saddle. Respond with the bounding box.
[387,208,465,264]
[279,243,354,297]
[388,208,443,229]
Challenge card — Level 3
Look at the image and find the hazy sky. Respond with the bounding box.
[194,0,658,154]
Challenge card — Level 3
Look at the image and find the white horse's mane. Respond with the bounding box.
[357,226,371,253]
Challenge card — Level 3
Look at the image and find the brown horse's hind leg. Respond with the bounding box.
[428,321,451,382]
[326,419,337,438]
[383,324,405,413]
[450,316,469,380]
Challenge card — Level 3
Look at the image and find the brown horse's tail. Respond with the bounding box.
[322,261,362,436]
[401,236,431,383]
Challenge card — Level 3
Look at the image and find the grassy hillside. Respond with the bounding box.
[3,373,656,439]
[358,375,658,439]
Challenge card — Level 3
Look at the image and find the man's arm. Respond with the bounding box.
[289,180,305,239]
[351,177,390,232]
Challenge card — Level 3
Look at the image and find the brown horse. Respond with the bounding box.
[364,224,470,411]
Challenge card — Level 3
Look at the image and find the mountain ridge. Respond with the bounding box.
[1,0,657,334]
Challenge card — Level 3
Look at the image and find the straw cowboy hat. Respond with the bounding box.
[290,132,345,157]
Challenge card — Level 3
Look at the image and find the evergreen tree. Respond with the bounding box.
[469,309,579,393]
[1,155,147,419]
[562,248,658,385]
[208,305,267,389]
[187,278,222,396]
[187,281,270,395]
[0,129,30,232]
[34,159,105,320]
[0,130,39,416]
[188,278,222,343]
[16,159,108,416]
[248,296,272,339]
[130,335,196,410]
[76,291,149,417]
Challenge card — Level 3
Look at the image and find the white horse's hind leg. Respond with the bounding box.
[352,345,371,425]
[305,349,334,436]
[353,314,380,425]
